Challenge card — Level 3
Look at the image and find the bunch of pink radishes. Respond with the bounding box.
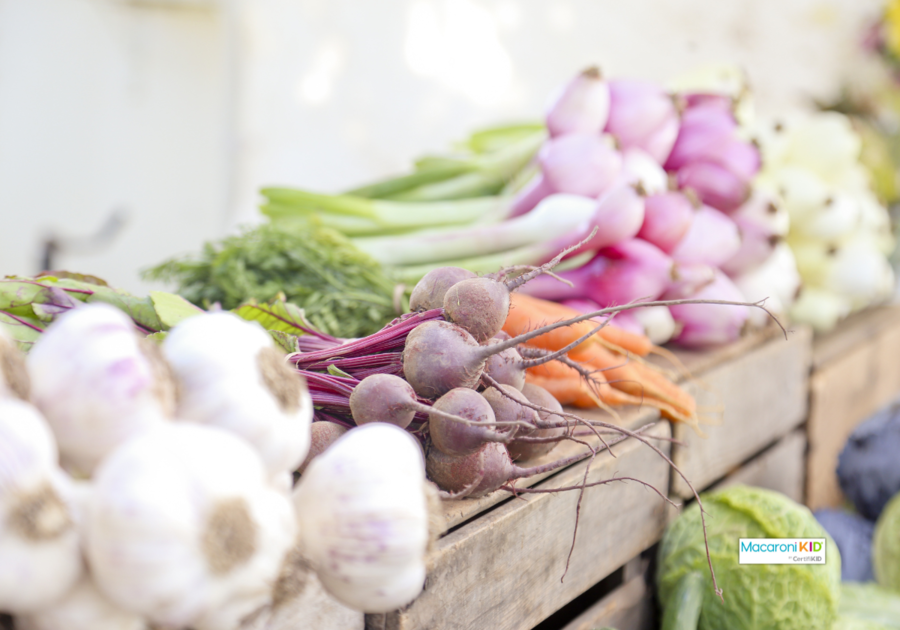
[513,67,800,348]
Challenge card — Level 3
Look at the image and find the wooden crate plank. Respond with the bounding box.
[441,406,658,530]
[670,326,812,498]
[811,304,900,370]
[375,422,672,630]
[561,575,655,630]
[711,430,807,503]
[806,306,900,510]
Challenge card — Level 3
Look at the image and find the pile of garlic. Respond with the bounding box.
[0,304,437,629]
[753,112,896,331]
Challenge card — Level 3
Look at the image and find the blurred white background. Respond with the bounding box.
[0,0,884,292]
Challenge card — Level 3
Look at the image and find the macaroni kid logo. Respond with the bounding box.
[738,538,826,565]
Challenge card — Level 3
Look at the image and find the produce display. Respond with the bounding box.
[5,7,900,628]
[0,299,440,627]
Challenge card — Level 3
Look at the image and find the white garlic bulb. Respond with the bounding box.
[26,303,174,476]
[86,423,297,630]
[0,327,29,401]
[292,423,431,613]
[163,312,312,478]
[16,575,148,630]
[0,398,83,613]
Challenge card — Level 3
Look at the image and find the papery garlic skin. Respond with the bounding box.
[86,423,297,630]
[292,423,429,613]
[27,303,173,476]
[0,398,83,613]
[0,327,29,401]
[16,575,147,630]
[163,312,312,478]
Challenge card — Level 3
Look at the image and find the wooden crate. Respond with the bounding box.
[366,420,672,630]
[710,429,807,503]
[560,557,656,630]
[806,305,900,510]
[670,325,812,498]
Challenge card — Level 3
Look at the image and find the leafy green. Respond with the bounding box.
[839,582,900,628]
[874,493,900,591]
[143,221,403,338]
[657,485,841,630]
[149,291,204,329]
[232,295,316,336]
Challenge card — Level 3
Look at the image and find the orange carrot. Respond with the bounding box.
[569,343,696,417]
[505,293,654,357]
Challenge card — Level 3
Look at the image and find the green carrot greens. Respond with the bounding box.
[143,221,404,338]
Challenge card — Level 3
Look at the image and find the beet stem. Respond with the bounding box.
[517,319,611,368]
[481,297,785,360]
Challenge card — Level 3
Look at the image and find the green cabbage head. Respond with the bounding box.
[874,493,900,591]
[657,485,842,630]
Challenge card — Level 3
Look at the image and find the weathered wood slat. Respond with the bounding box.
[561,558,656,630]
[670,326,812,498]
[711,429,807,503]
[806,305,900,510]
[373,422,672,630]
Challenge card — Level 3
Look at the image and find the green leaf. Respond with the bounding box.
[144,331,168,344]
[326,364,353,379]
[83,286,163,332]
[149,291,204,330]
[0,311,45,351]
[233,297,316,336]
[35,270,109,286]
[269,330,298,354]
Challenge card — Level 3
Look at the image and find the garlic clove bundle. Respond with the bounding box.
[292,423,431,613]
[86,423,297,630]
[15,575,148,630]
[0,328,29,401]
[26,303,174,476]
[163,312,313,479]
[0,398,83,614]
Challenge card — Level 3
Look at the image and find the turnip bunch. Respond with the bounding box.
[753,111,896,331]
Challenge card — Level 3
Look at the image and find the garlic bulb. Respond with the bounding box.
[27,303,174,476]
[0,398,83,613]
[0,328,29,401]
[292,423,432,613]
[86,423,297,630]
[16,575,148,630]
[163,312,312,478]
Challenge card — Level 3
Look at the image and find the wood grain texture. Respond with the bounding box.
[562,557,656,630]
[670,326,812,498]
[711,430,807,503]
[807,306,900,510]
[561,575,655,630]
[372,422,672,630]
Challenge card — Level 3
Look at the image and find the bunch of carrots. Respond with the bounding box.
[503,293,699,430]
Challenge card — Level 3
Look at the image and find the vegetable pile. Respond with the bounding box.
[0,295,441,628]
[144,221,404,338]
[261,66,809,349]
